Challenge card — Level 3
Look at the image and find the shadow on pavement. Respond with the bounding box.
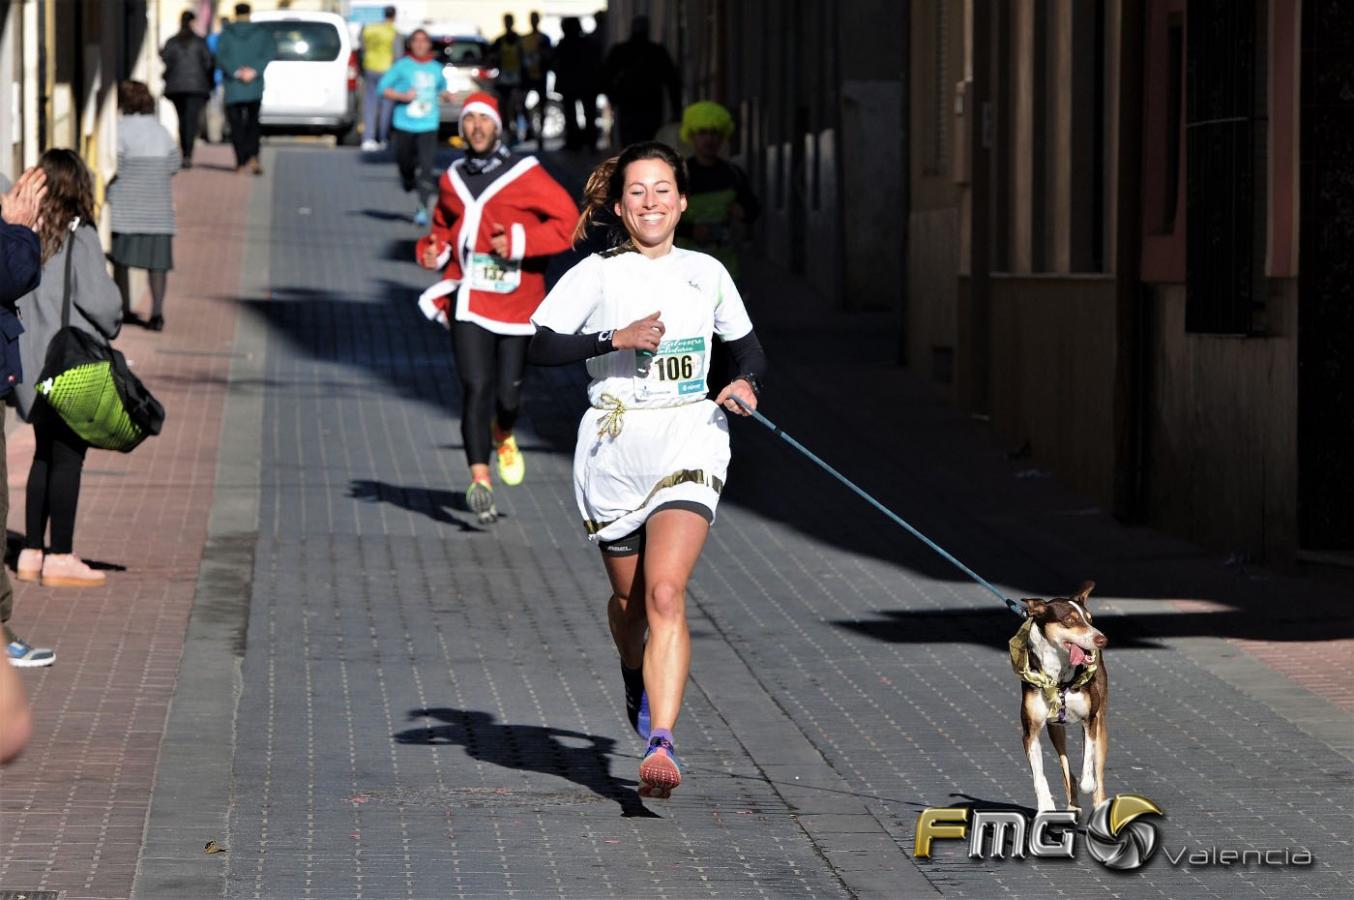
[838,603,1354,647]
[248,145,1354,657]
[348,479,493,531]
[394,707,659,819]
[354,208,415,223]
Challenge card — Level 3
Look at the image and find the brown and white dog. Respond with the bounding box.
[1015,581,1108,813]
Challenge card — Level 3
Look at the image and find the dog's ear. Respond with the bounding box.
[1022,598,1048,617]
[1074,580,1095,601]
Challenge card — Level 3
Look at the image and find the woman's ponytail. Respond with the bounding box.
[571,155,619,245]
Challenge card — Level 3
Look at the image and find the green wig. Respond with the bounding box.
[680,101,734,145]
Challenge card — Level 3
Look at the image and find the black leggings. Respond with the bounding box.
[452,319,529,466]
[167,92,207,160]
[25,401,89,555]
[392,128,438,208]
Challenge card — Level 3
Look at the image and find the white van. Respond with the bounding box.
[252,10,359,143]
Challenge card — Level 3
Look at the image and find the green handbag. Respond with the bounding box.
[34,228,165,452]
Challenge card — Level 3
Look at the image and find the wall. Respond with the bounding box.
[837,0,905,312]
[0,0,23,174]
[1144,283,1298,559]
[988,275,1121,505]
[0,1,151,215]
[905,0,964,383]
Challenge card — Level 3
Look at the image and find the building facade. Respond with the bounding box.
[906,0,1351,564]
[605,0,1350,564]
[605,0,907,319]
[0,0,189,229]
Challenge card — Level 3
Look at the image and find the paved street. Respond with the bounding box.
[2,142,1352,899]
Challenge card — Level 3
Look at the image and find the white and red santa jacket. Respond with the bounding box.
[415,155,577,335]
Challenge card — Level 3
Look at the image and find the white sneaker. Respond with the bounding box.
[360,139,380,152]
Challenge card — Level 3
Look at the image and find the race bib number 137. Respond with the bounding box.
[468,252,522,293]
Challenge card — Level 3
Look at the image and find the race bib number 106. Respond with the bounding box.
[636,336,706,401]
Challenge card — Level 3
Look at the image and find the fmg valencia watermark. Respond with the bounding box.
[913,795,1314,871]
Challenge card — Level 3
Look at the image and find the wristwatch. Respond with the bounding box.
[735,373,762,396]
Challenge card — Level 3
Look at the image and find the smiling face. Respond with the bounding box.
[614,157,687,253]
[462,111,498,154]
[409,30,432,58]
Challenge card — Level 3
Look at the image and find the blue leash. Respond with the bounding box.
[733,398,1026,618]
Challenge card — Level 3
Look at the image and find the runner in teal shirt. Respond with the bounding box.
[377,30,449,224]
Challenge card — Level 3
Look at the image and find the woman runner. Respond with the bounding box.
[528,142,768,796]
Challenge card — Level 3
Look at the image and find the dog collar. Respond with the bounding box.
[1008,618,1098,721]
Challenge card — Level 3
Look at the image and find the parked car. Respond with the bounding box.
[431,34,494,138]
[253,10,360,144]
[428,34,565,143]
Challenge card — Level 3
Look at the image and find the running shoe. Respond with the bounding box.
[495,432,525,486]
[638,735,682,798]
[6,630,55,668]
[621,665,650,739]
[465,479,497,524]
[413,206,430,227]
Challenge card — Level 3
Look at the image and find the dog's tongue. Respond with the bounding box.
[1068,644,1088,667]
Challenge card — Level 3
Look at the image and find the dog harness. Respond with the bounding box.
[1009,618,1098,723]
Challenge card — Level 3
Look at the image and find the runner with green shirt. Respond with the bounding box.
[378,29,451,225]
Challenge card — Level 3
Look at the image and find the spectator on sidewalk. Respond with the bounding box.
[554,16,601,151]
[0,652,31,762]
[13,150,124,590]
[522,12,553,148]
[414,92,577,523]
[215,3,275,175]
[359,5,399,152]
[601,15,680,147]
[378,28,450,226]
[205,16,229,143]
[675,101,760,280]
[0,167,56,668]
[207,15,227,62]
[490,14,527,144]
[160,10,214,168]
[109,81,180,332]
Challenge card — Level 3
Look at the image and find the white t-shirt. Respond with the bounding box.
[532,246,754,409]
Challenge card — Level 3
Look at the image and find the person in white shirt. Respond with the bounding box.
[529,141,768,798]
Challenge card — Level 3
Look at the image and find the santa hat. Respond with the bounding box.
[460,92,502,136]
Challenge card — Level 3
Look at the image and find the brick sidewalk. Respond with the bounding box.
[0,143,252,900]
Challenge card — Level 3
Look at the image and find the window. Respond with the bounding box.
[438,39,485,67]
[1185,0,1258,333]
[930,1,949,175]
[264,22,342,63]
[1140,0,1186,283]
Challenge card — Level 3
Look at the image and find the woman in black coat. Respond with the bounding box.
[160,10,215,166]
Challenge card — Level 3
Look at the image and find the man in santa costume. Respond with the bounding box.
[416,92,578,523]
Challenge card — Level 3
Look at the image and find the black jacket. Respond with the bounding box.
[161,32,215,96]
[0,222,37,395]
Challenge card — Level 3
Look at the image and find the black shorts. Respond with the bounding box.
[597,501,713,557]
